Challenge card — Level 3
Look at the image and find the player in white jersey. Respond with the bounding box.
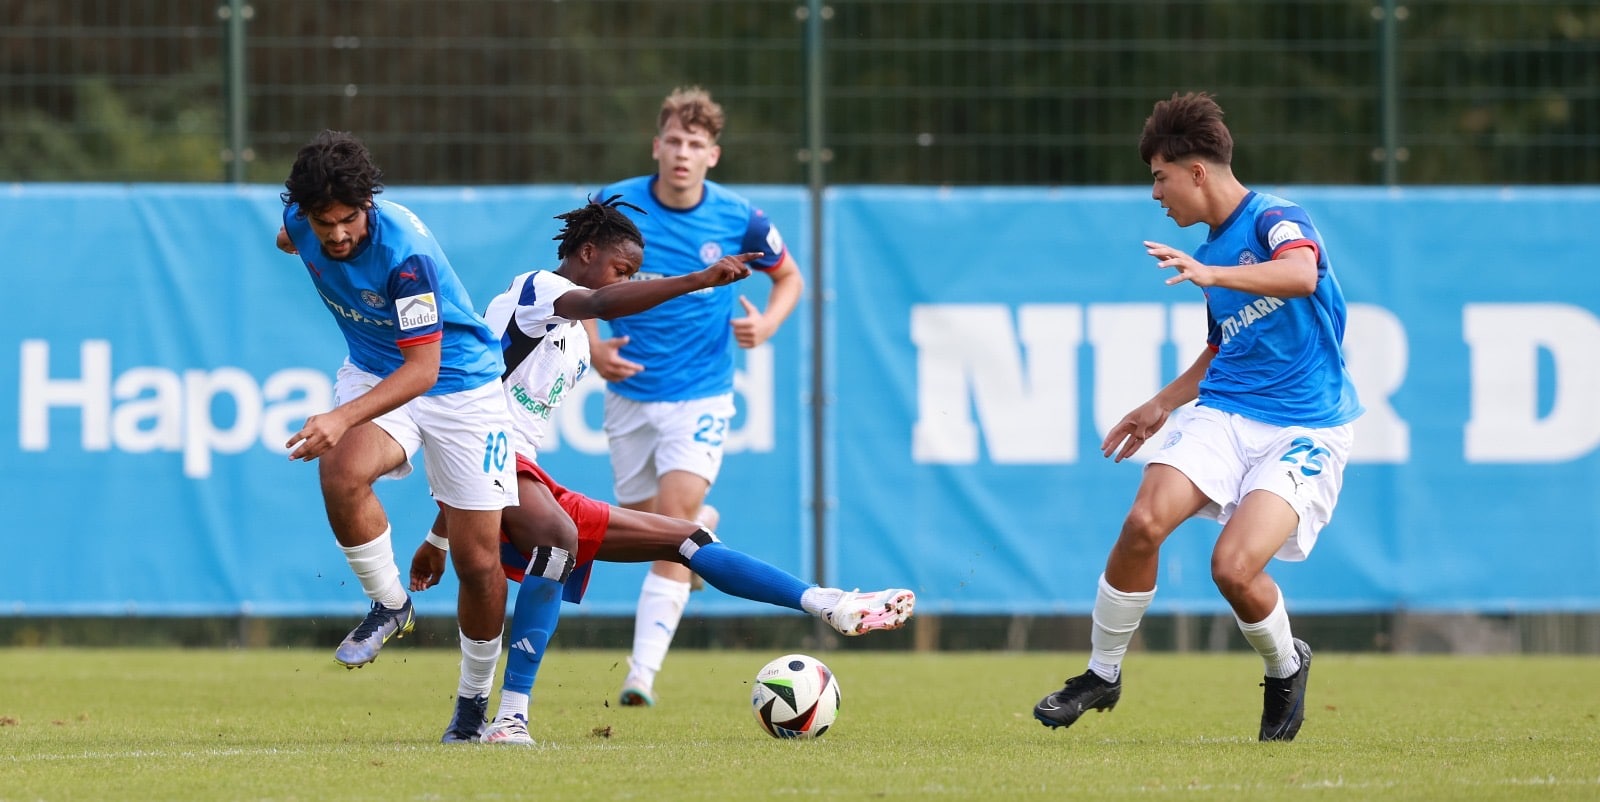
[1033,93,1363,742]
[587,86,807,708]
[276,130,518,738]
[411,198,914,744]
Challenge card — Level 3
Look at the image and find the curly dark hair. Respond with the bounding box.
[553,195,646,260]
[280,130,385,215]
[1138,92,1235,167]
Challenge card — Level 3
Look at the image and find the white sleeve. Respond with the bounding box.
[483,270,579,337]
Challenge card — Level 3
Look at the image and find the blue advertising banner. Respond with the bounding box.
[5,184,1598,617]
[827,186,1600,614]
[1,184,809,616]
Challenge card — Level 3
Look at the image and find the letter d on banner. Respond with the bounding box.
[1464,303,1600,462]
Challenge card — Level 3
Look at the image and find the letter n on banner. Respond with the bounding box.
[910,304,1079,464]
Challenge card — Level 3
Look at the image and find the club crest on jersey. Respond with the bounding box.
[397,293,438,330]
[359,290,387,309]
[699,242,723,264]
[1238,251,1259,265]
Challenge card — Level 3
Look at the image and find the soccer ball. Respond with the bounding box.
[750,653,841,739]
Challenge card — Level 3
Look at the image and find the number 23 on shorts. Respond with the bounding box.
[693,414,728,447]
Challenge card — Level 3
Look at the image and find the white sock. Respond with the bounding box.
[338,526,408,609]
[495,690,530,722]
[800,587,843,616]
[457,631,501,699]
[626,572,692,686]
[1087,574,1154,683]
[1236,589,1300,679]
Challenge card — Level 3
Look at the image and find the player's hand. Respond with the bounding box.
[285,411,350,461]
[1101,399,1172,463]
[732,295,775,348]
[1145,240,1216,288]
[409,540,448,591]
[699,252,760,288]
[590,334,643,381]
[276,226,298,255]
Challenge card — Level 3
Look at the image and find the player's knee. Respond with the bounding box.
[1115,506,1170,555]
[540,514,579,554]
[503,506,578,554]
[449,543,502,586]
[317,461,375,498]
[1208,551,1260,599]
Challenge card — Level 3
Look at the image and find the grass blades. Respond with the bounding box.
[1,649,1596,801]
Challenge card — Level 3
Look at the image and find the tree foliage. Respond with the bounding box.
[1,0,1597,186]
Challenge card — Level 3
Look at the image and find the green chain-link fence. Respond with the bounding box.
[4,0,1599,186]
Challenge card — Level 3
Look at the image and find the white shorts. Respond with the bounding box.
[603,391,735,505]
[1147,404,1353,562]
[333,360,518,511]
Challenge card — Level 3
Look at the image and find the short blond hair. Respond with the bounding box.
[658,86,725,141]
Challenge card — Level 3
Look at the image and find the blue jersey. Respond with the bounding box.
[284,199,502,395]
[593,175,788,401]
[1192,191,1363,428]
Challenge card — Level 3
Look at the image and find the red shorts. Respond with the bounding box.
[500,455,611,598]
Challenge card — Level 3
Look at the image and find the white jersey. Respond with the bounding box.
[481,270,591,460]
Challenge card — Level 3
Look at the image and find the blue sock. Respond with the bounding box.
[502,546,572,697]
[686,539,809,611]
[503,576,561,696]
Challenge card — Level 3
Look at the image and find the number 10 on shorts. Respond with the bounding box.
[483,431,509,473]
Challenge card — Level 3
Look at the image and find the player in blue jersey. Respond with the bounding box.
[584,87,806,707]
[407,197,913,745]
[1032,93,1363,742]
[276,130,518,739]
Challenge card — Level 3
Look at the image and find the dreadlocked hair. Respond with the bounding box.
[553,194,646,260]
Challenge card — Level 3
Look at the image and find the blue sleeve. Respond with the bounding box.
[740,208,788,271]
[282,207,323,259]
[1255,205,1323,271]
[388,253,445,346]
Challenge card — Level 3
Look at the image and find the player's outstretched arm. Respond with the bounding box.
[1145,239,1318,297]
[555,252,761,322]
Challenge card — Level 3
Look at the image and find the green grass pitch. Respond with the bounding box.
[1,647,1595,801]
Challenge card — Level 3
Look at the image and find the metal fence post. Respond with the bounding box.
[802,0,830,590]
[800,0,838,650]
[220,0,252,184]
[1375,0,1406,186]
